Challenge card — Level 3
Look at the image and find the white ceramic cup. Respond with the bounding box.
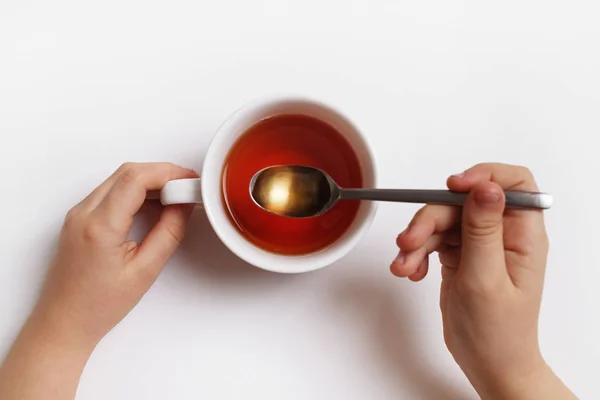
[160,95,378,273]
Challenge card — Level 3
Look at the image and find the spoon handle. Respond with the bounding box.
[339,189,552,210]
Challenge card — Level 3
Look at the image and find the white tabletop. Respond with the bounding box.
[1,1,599,399]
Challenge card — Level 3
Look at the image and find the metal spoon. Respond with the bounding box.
[249,165,553,218]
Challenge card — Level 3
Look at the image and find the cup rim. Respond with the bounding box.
[201,94,378,273]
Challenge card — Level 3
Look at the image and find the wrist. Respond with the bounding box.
[0,306,98,400]
[26,304,100,356]
[473,354,555,400]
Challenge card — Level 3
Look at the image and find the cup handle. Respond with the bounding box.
[160,178,203,206]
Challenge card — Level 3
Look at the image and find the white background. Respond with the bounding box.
[1,1,599,398]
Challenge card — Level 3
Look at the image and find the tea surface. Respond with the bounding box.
[221,114,363,255]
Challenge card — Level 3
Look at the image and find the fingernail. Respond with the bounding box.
[186,168,199,176]
[399,226,410,237]
[475,191,501,205]
[452,171,465,178]
[394,251,406,264]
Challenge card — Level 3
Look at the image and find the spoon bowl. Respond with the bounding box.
[249,165,341,218]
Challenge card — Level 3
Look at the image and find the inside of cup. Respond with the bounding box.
[202,96,377,273]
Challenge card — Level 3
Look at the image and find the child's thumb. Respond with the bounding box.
[459,182,508,284]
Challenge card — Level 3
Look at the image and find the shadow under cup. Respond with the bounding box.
[204,97,377,273]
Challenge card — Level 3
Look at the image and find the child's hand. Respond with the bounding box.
[391,163,575,399]
[0,162,198,400]
[35,162,198,343]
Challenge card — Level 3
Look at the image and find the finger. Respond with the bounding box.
[391,233,444,278]
[396,205,460,252]
[396,227,460,270]
[131,204,195,276]
[438,247,461,269]
[409,256,429,282]
[448,162,547,259]
[441,265,456,281]
[95,163,198,234]
[77,164,128,212]
[442,229,461,247]
[458,181,511,286]
[447,162,539,192]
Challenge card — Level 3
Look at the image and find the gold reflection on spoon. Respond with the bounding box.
[251,166,332,218]
[262,171,292,214]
